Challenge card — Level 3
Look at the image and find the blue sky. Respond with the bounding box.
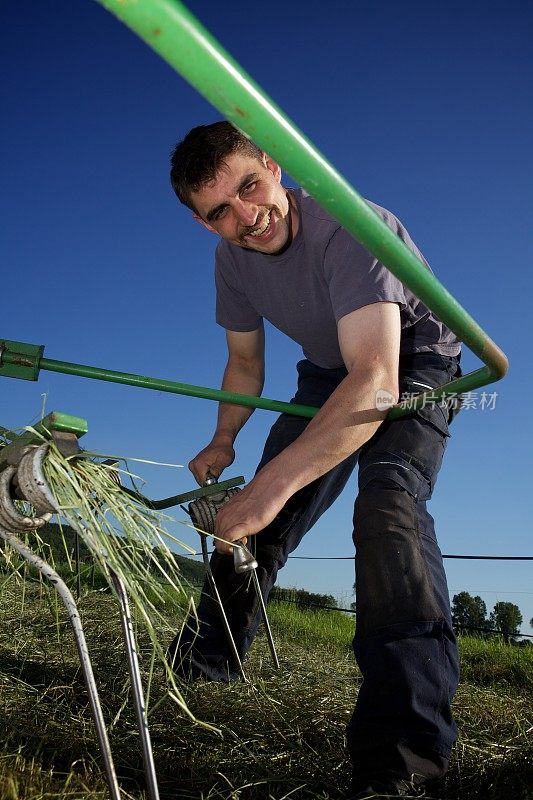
[2,1,532,632]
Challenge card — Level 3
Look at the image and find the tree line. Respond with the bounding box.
[3,525,529,643]
[451,591,526,643]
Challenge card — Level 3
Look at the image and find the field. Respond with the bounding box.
[0,578,531,800]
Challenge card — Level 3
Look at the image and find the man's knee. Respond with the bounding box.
[353,477,441,635]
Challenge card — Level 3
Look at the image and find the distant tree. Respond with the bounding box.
[271,586,336,610]
[489,602,523,642]
[451,591,488,634]
[171,554,205,586]
[530,617,533,630]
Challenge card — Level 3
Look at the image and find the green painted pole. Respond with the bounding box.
[0,1,510,422]
[40,355,321,417]
[39,356,493,420]
[0,344,493,421]
[0,347,318,418]
[91,0,508,418]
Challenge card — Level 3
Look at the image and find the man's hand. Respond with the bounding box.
[214,464,291,554]
[189,327,265,486]
[188,436,235,485]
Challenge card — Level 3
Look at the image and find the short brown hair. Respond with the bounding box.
[170,121,263,211]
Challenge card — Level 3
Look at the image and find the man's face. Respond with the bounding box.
[190,152,296,254]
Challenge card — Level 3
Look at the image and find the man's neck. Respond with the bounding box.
[268,188,299,257]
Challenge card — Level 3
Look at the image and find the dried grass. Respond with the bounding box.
[1,580,531,799]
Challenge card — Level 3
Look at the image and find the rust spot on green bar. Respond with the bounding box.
[11,357,33,367]
[153,27,161,36]
[481,338,509,380]
[234,106,246,117]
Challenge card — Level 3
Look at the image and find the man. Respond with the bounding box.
[168,121,462,799]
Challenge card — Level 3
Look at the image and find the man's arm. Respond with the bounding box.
[214,302,401,551]
[188,325,265,484]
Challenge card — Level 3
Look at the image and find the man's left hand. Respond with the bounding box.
[214,467,291,555]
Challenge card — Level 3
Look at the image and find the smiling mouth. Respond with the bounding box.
[247,210,272,238]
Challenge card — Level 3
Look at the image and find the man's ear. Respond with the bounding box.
[193,212,217,234]
[262,152,282,183]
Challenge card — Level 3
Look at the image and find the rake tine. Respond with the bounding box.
[199,531,247,682]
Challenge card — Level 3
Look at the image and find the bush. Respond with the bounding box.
[270,585,337,610]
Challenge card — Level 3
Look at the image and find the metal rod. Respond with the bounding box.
[233,542,279,669]
[250,570,280,670]
[0,347,500,421]
[75,529,82,601]
[92,0,508,408]
[38,356,320,418]
[118,475,245,510]
[199,533,247,682]
[0,526,121,800]
[110,569,160,800]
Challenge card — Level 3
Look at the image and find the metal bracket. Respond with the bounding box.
[0,339,44,381]
[119,475,245,511]
[0,412,87,475]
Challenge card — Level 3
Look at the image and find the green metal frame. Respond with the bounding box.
[0,341,320,418]
[0,411,88,472]
[0,411,87,445]
[0,340,43,381]
[92,0,508,419]
[0,0,508,422]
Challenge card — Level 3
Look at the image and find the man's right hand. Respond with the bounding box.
[188,437,236,485]
[188,328,264,486]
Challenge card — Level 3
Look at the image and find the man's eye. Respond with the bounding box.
[213,207,227,221]
[242,182,257,194]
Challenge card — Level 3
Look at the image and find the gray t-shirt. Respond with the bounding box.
[215,189,461,369]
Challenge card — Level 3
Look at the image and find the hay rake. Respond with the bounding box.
[0,413,279,799]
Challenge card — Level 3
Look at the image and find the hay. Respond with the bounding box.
[0,431,217,728]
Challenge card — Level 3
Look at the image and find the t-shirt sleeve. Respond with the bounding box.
[324,225,411,322]
[215,244,262,332]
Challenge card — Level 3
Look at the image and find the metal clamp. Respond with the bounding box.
[233,541,279,670]
[187,476,279,673]
[188,475,247,680]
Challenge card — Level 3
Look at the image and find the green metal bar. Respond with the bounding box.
[0,411,87,444]
[0,340,43,380]
[40,355,320,417]
[0,348,319,418]
[93,0,508,418]
[1,344,491,420]
[120,475,245,509]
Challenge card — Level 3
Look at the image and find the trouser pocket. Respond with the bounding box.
[353,483,442,636]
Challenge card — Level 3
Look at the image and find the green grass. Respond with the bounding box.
[457,634,533,691]
[268,600,354,650]
[0,579,531,800]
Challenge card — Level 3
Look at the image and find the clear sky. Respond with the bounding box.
[2,1,532,633]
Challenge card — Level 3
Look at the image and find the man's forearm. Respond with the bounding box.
[212,366,398,551]
[257,367,397,494]
[213,357,265,444]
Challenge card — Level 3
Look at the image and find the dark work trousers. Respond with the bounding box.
[168,351,462,782]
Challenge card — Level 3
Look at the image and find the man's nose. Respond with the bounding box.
[234,199,258,227]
